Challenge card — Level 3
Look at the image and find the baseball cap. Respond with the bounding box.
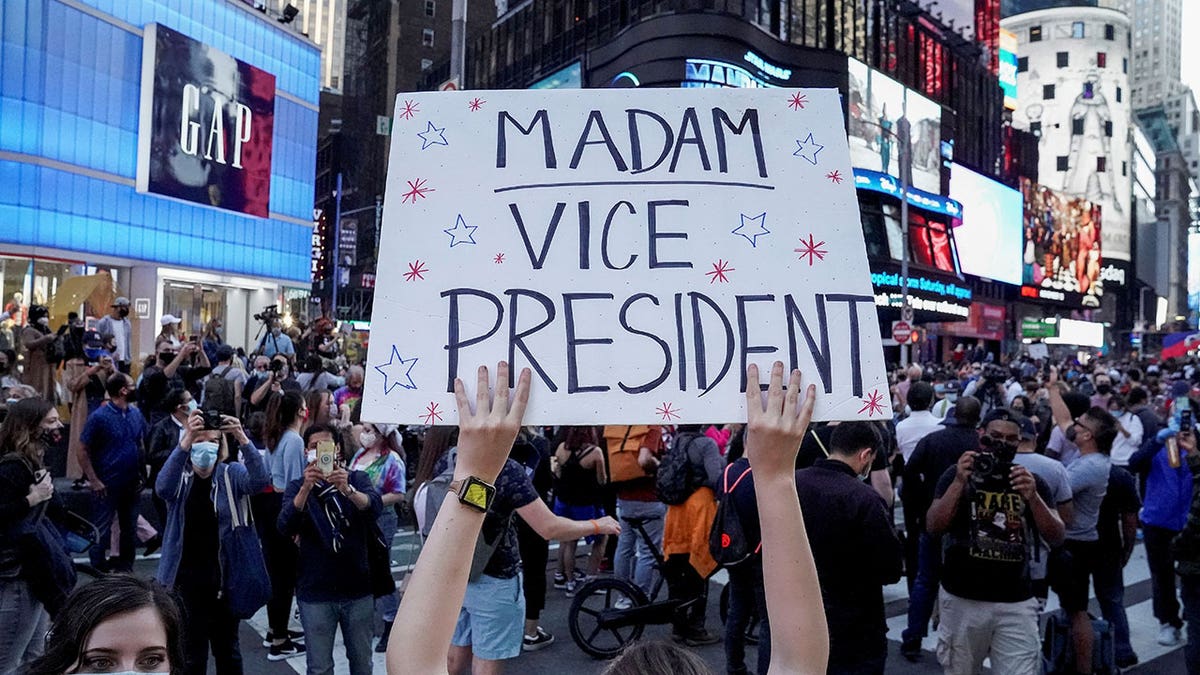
[1017,415,1037,441]
[160,314,181,326]
[981,407,1022,428]
[112,296,130,307]
[216,344,236,362]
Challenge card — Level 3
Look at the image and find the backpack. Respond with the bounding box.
[708,463,761,568]
[656,432,701,505]
[136,365,162,410]
[415,449,511,582]
[1042,609,1115,675]
[604,425,657,484]
[203,366,237,415]
[44,334,66,367]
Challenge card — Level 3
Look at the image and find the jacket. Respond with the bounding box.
[154,442,270,589]
[1173,450,1200,575]
[901,424,980,525]
[1131,436,1193,532]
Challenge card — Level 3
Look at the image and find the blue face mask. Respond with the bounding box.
[191,442,219,470]
[186,399,199,413]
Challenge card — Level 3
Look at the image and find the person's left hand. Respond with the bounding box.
[1009,464,1037,501]
[743,362,816,481]
[328,467,350,492]
[453,362,532,484]
[220,415,250,446]
[179,410,205,451]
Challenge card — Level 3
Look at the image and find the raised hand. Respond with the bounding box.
[744,361,816,480]
[452,362,531,483]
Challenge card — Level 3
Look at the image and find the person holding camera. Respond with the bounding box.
[138,339,212,428]
[926,407,1065,674]
[155,410,269,675]
[250,355,301,411]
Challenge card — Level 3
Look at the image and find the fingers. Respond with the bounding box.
[782,369,802,418]
[453,377,469,420]
[797,384,817,427]
[508,367,532,424]
[475,365,490,416]
[745,363,762,419]
[493,361,511,416]
[767,361,785,413]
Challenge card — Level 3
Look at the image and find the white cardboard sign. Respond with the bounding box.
[362,88,892,425]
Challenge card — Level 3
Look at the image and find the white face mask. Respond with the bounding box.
[306,450,318,464]
[358,431,378,448]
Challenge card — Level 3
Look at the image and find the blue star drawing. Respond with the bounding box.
[416,120,448,150]
[443,214,478,247]
[375,346,418,394]
[731,212,770,247]
[792,133,824,165]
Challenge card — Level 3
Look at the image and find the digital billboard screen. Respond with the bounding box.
[846,58,943,194]
[1020,178,1103,306]
[950,163,1023,285]
[136,24,276,218]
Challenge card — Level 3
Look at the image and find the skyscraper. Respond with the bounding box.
[1105,0,1184,108]
[268,0,348,93]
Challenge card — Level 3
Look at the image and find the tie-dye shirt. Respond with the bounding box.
[350,449,406,495]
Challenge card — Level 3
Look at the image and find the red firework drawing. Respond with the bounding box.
[422,402,443,425]
[706,259,735,283]
[656,402,681,421]
[398,99,419,120]
[794,234,828,266]
[825,170,844,184]
[857,390,886,417]
[403,260,428,281]
[401,178,434,204]
[787,92,808,110]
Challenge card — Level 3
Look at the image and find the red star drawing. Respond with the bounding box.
[403,260,428,281]
[706,259,735,283]
[656,402,681,421]
[825,170,844,184]
[398,99,419,120]
[422,402,443,425]
[794,234,828,266]
[787,92,808,110]
[468,97,486,112]
[401,178,434,204]
[493,252,505,264]
[857,389,886,417]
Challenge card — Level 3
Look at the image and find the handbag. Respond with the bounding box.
[14,502,77,617]
[221,467,272,619]
[367,520,397,598]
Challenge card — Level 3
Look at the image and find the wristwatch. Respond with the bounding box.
[448,476,496,513]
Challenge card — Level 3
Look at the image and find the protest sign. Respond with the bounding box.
[361,88,891,425]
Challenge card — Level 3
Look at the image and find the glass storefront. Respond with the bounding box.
[0,254,129,328]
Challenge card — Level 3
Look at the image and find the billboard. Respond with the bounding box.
[1020,179,1102,307]
[950,163,1023,285]
[136,24,276,218]
[998,29,1018,110]
[846,58,943,194]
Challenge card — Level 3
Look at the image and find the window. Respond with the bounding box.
[1082,81,1094,99]
[1116,86,1122,102]
[1044,84,1056,99]
[1122,161,1128,176]
[1018,56,1029,72]
[330,75,338,89]
[1030,121,1042,136]
[1097,52,1107,68]
[1057,156,1069,172]
[421,58,433,71]
[425,0,435,16]
[1072,21,1085,38]
[1072,118,1085,134]
[422,28,434,47]
[1104,120,1113,137]
[1096,157,1107,172]
[1030,25,1042,42]
[1057,52,1069,67]
[1105,23,1115,40]
[1123,57,1128,73]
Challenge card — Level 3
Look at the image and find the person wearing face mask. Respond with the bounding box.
[792,422,902,674]
[155,314,182,349]
[332,366,365,419]
[19,305,57,403]
[201,319,224,366]
[146,389,195,532]
[302,390,338,435]
[138,340,212,429]
[256,320,295,360]
[1107,394,1145,468]
[95,297,133,374]
[0,350,18,398]
[1091,373,1115,409]
[249,356,301,410]
[0,398,67,672]
[65,351,115,485]
[155,410,268,675]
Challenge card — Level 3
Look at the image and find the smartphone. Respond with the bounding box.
[1183,409,1194,437]
[316,440,337,477]
[190,335,200,344]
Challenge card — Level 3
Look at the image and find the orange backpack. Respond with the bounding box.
[603,425,657,484]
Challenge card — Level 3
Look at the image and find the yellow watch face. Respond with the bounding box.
[463,482,489,508]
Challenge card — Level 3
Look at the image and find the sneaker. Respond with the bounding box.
[1116,653,1139,668]
[900,639,922,662]
[267,639,305,661]
[564,579,579,597]
[262,630,305,648]
[1157,624,1182,646]
[682,630,721,647]
[613,596,633,610]
[553,572,567,589]
[522,627,555,652]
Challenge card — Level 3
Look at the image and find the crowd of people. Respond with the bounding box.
[7,297,1200,675]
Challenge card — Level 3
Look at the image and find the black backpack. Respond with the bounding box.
[709,463,760,568]
[655,432,701,505]
[203,366,237,415]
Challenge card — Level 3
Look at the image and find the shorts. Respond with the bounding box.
[451,572,525,661]
[1050,539,1100,612]
[553,500,605,543]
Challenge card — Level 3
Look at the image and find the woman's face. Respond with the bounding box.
[40,407,63,431]
[70,606,170,673]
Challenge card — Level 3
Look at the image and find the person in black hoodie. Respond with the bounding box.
[796,421,902,674]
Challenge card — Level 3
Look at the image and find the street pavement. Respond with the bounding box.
[112,525,1191,674]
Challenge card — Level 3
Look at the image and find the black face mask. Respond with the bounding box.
[1096,384,1112,395]
[118,307,129,318]
[40,428,61,446]
[159,352,175,365]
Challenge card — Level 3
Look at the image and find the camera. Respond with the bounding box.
[202,409,225,431]
[269,359,284,374]
[973,434,1017,484]
[253,304,281,323]
[981,363,1009,384]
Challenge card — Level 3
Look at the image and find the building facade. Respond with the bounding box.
[0,0,320,360]
[1107,0,1184,109]
[267,0,348,93]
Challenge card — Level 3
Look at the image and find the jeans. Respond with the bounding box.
[901,532,941,644]
[177,582,243,675]
[1145,524,1183,627]
[375,510,400,624]
[1093,551,1135,662]
[0,578,49,675]
[1182,575,1200,675]
[724,561,769,675]
[615,499,666,596]
[665,554,708,637]
[89,481,140,571]
[298,596,375,675]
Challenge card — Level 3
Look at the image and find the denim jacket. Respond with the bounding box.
[154,442,270,589]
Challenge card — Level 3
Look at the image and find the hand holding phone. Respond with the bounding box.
[316,440,337,477]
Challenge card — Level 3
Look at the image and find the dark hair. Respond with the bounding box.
[162,387,189,414]
[104,373,131,400]
[23,574,185,675]
[302,423,344,450]
[907,381,934,411]
[1083,406,1119,454]
[1010,394,1032,413]
[954,396,982,427]
[829,421,879,457]
[601,640,714,675]
[414,426,458,487]
[1128,387,1149,406]
[303,389,332,428]
[0,397,55,469]
[246,411,267,447]
[264,390,305,452]
[562,425,599,453]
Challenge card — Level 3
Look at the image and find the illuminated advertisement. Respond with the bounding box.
[530,62,582,89]
[949,163,1023,285]
[846,58,943,194]
[998,29,1018,110]
[1020,178,1103,307]
[870,262,972,320]
[136,24,276,218]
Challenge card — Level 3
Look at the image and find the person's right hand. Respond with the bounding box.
[592,515,621,536]
[301,461,323,490]
[178,410,205,451]
[744,361,816,480]
[27,472,53,506]
[90,478,107,499]
[954,451,977,485]
[452,362,531,484]
[1048,366,1059,386]
[1180,429,1197,455]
